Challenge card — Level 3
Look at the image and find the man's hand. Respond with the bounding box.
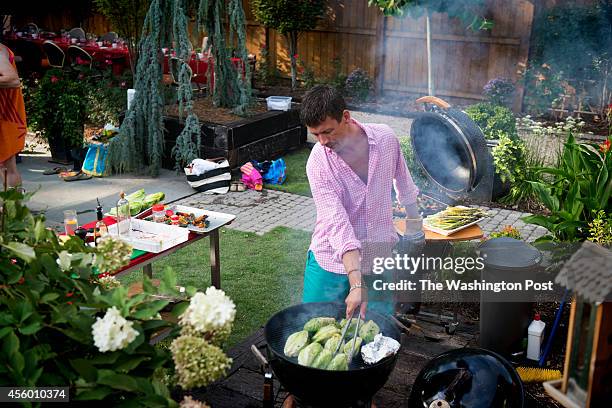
[345,287,367,319]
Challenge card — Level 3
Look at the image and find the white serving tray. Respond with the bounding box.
[107,218,189,253]
[423,206,487,236]
[143,204,236,234]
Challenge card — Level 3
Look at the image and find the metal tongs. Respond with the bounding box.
[332,306,362,360]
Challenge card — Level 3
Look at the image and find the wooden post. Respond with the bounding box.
[514,0,535,113]
[210,229,221,288]
[562,297,577,394]
[374,12,387,97]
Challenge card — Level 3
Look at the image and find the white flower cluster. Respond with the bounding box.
[91,306,139,352]
[179,287,236,334]
[97,275,122,290]
[518,115,590,137]
[94,236,133,274]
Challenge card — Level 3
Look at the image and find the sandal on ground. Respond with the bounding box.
[43,166,67,175]
[58,170,79,178]
[62,172,92,182]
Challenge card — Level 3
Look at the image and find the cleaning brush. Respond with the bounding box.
[516,366,562,383]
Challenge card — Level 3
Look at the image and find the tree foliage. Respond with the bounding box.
[251,0,326,89]
[107,0,251,175]
[367,0,492,30]
[94,0,150,76]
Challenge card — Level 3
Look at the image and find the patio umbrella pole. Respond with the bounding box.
[426,8,434,96]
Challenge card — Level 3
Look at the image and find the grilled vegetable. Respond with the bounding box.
[312,325,340,343]
[425,206,489,231]
[324,334,344,352]
[343,336,363,359]
[340,318,363,338]
[359,320,380,343]
[298,342,323,367]
[284,330,309,357]
[311,349,333,369]
[327,353,349,371]
[304,317,336,333]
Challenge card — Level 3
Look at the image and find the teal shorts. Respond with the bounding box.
[302,251,393,315]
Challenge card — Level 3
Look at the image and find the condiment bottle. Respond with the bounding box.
[94,199,108,245]
[116,191,131,235]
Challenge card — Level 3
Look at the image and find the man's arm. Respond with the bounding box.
[0,46,21,88]
[391,137,422,234]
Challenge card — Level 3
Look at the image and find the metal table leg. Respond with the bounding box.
[210,229,221,288]
[143,263,153,279]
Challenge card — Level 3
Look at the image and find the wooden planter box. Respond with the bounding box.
[163,107,306,170]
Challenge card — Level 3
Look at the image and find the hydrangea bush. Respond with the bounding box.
[0,190,235,406]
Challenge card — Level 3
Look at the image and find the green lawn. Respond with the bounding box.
[264,146,312,197]
[119,227,311,348]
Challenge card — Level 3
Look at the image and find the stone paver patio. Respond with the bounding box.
[176,189,549,242]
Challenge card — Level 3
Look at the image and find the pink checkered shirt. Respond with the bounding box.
[306,119,420,274]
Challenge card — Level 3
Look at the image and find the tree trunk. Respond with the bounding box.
[286,32,299,90]
[425,8,434,96]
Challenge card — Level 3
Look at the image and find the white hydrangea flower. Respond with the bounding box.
[92,306,139,352]
[57,251,73,271]
[180,287,236,333]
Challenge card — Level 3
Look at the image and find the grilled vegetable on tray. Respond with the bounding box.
[312,325,341,343]
[424,206,488,231]
[359,320,380,343]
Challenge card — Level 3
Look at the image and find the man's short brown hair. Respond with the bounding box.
[300,85,346,127]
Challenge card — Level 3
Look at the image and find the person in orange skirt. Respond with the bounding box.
[0,42,26,188]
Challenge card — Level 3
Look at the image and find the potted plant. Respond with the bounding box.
[28,69,89,163]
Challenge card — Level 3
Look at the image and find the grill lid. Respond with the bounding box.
[410,98,489,194]
[478,237,542,271]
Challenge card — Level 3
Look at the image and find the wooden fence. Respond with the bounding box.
[9,0,539,109]
[244,0,535,109]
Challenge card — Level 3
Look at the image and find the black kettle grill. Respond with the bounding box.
[410,96,495,203]
[264,302,401,408]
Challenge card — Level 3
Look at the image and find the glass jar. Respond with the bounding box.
[152,204,165,223]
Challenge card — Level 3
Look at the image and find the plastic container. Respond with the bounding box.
[527,314,546,361]
[266,96,292,111]
[152,204,165,223]
[107,219,189,253]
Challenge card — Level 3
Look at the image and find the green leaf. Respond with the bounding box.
[0,327,12,339]
[171,301,189,318]
[132,300,169,320]
[522,214,554,230]
[41,293,60,303]
[9,351,25,373]
[528,182,559,211]
[114,355,150,372]
[74,386,114,400]
[33,219,46,242]
[89,351,121,365]
[1,242,36,262]
[18,321,42,336]
[141,320,171,332]
[97,370,141,392]
[3,330,19,355]
[70,359,98,382]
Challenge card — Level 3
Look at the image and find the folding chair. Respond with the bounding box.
[169,56,205,96]
[67,45,93,69]
[100,32,118,42]
[68,27,86,40]
[23,22,39,35]
[42,40,65,68]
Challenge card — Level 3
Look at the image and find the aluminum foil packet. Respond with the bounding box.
[361,333,401,364]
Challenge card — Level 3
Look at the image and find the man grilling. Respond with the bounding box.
[300,85,424,319]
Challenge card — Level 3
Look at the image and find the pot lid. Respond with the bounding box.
[478,237,543,271]
[410,109,486,193]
